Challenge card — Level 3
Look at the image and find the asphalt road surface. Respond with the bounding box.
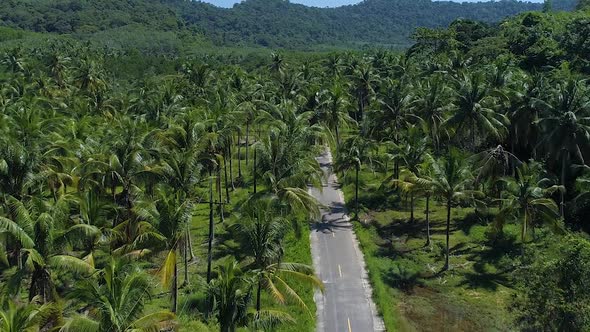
[310,150,385,332]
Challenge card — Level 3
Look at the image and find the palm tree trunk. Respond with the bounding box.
[183,236,189,285]
[510,127,516,176]
[16,245,22,270]
[425,194,431,246]
[335,125,340,149]
[187,227,195,261]
[228,144,235,190]
[471,121,476,151]
[207,174,214,284]
[237,131,243,179]
[245,122,250,166]
[253,147,257,194]
[172,252,178,313]
[223,154,230,204]
[444,198,451,271]
[111,182,116,204]
[355,164,359,218]
[560,151,567,217]
[217,166,224,223]
[256,278,262,312]
[410,192,415,222]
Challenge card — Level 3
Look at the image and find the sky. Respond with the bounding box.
[198,0,544,9]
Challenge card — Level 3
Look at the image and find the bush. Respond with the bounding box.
[382,258,422,292]
[511,235,590,331]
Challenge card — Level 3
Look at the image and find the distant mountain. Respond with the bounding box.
[0,0,577,50]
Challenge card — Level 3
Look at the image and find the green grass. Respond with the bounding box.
[338,162,527,331]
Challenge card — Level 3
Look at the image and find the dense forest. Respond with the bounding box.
[0,0,577,50]
[1,0,590,331]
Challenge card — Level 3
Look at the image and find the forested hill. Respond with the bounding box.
[0,0,575,50]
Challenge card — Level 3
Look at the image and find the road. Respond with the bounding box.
[310,150,385,332]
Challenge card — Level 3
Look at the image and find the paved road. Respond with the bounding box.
[310,150,385,332]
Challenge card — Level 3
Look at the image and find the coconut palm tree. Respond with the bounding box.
[0,299,58,332]
[494,162,563,243]
[317,82,355,148]
[349,62,378,122]
[534,79,590,216]
[254,104,323,216]
[62,259,175,332]
[207,259,253,332]
[445,73,507,150]
[0,139,37,199]
[385,126,429,222]
[148,190,192,313]
[471,145,521,207]
[231,198,323,313]
[0,196,94,302]
[334,131,375,218]
[426,149,478,270]
[412,76,451,152]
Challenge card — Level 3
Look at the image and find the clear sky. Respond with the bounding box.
[198,0,544,9]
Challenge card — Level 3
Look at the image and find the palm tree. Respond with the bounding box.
[254,104,323,216]
[471,145,521,207]
[506,73,544,161]
[388,163,436,246]
[270,53,285,75]
[207,260,253,332]
[375,78,412,143]
[412,76,451,152]
[0,299,58,332]
[231,198,323,313]
[150,191,192,313]
[386,125,429,221]
[494,162,563,243]
[63,259,174,332]
[47,52,70,90]
[349,62,378,122]
[1,49,26,74]
[0,196,95,302]
[427,149,478,270]
[445,73,507,150]
[334,132,375,218]
[534,79,590,216]
[324,54,343,78]
[317,82,355,148]
[0,139,37,199]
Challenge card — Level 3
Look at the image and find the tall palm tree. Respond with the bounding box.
[63,259,174,332]
[334,131,375,218]
[255,104,323,216]
[445,73,507,150]
[412,76,451,152]
[317,82,355,148]
[388,164,436,246]
[426,149,478,270]
[534,79,590,216]
[349,62,378,122]
[231,198,323,313]
[148,190,192,313]
[385,126,429,222]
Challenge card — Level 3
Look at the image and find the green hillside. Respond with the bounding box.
[0,0,571,50]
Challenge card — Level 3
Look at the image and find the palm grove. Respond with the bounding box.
[2,4,590,332]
